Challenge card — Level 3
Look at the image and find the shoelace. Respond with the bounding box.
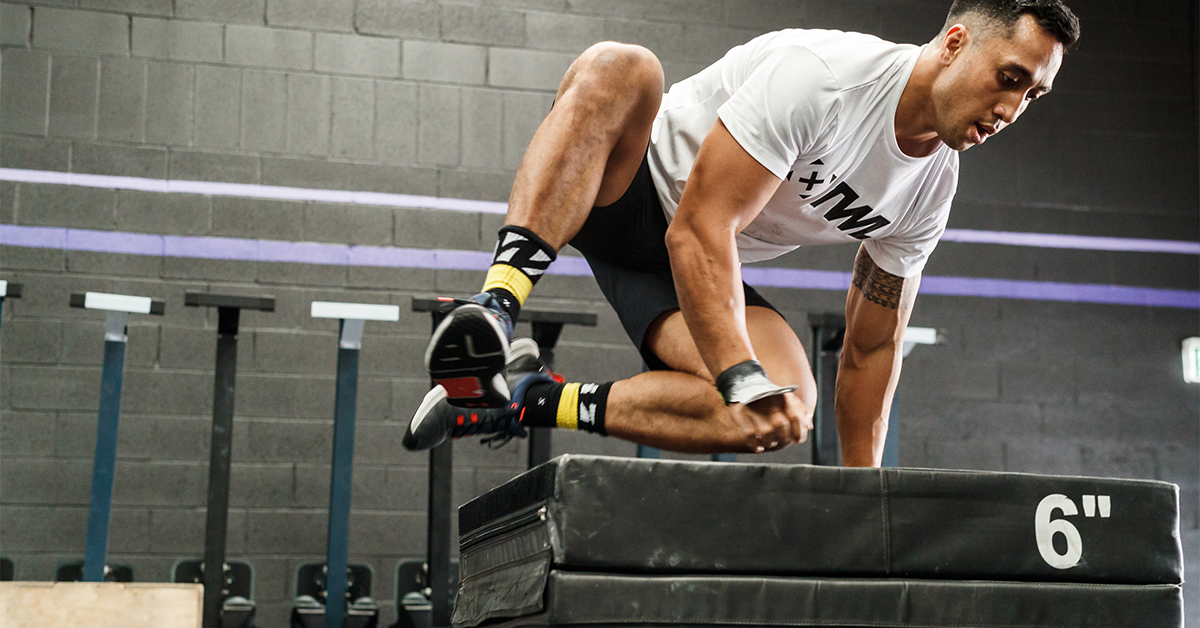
[449,408,528,449]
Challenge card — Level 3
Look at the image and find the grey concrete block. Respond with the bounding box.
[568,0,723,24]
[211,195,304,239]
[240,70,287,153]
[235,374,334,419]
[355,377,393,422]
[489,47,574,91]
[1,49,50,135]
[228,464,295,509]
[1,458,91,503]
[999,360,1076,404]
[113,461,206,506]
[892,354,1000,401]
[170,149,260,183]
[78,0,172,16]
[226,24,312,71]
[604,19,684,62]
[64,249,162,278]
[285,73,330,156]
[1003,438,1085,476]
[160,255,258,281]
[459,88,503,169]
[920,439,1006,471]
[292,463,329,507]
[401,40,486,85]
[501,90,552,169]
[438,169,513,204]
[148,508,213,554]
[131,17,222,63]
[0,135,71,170]
[346,265,437,291]
[682,24,760,65]
[48,54,98,139]
[525,12,600,53]
[1,4,31,46]
[116,189,210,235]
[553,341,642,383]
[350,512,425,555]
[72,142,167,178]
[54,411,99,458]
[417,84,461,166]
[158,326,216,371]
[246,511,321,554]
[330,77,375,159]
[257,259,348,287]
[1080,441,1159,481]
[238,416,331,462]
[129,416,211,462]
[267,0,354,31]
[354,0,439,39]
[145,62,193,146]
[15,181,116,228]
[98,57,146,142]
[877,2,945,45]
[0,411,56,456]
[10,365,99,411]
[303,201,393,246]
[261,156,439,195]
[359,334,426,378]
[251,329,336,374]
[176,0,265,24]
[441,4,525,47]
[0,181,14,222]
[194,66,241,150]
[374,79,417,163]
[315,33,399,78]
[32,7,129,56]
[122,370,214,415]
[660,59,706,88]
[394,207,480,250]
[0,319,61,364]
[0,505,87,551]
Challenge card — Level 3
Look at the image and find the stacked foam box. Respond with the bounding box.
[452,455,1183,628]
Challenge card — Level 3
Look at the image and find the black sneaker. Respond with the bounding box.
[424,292,514,408]
[404,339,553,450]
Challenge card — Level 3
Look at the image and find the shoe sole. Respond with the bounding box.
[424,304,510,406]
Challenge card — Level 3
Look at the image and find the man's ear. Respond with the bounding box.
[939,23,969,64]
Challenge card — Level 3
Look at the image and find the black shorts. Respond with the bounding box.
[568,155,780,371]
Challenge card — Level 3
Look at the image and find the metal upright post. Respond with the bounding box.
[311,301,399,628]
[808,314,845,466]
[71,292,165,582]
[186,292,275,628]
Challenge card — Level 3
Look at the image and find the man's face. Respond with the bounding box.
[931,13,1064,151]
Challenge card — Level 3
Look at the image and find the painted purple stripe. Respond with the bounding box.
[6,168,1198,254]
[0,225,67,248]
[1,225,1196,308]
[942,229,1200,255]
[742,267,851,291]
[67,229,165,256]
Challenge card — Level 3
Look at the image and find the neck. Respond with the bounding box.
[895,45,943,157]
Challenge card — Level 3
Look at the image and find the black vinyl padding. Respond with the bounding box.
[459,455,1182,584]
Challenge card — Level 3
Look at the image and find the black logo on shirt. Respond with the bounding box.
[811,181,890,240]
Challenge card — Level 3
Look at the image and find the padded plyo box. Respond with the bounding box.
[454,571,1183,628]
[458,455,1182,585]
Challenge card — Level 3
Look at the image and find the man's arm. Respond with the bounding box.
[836,245,920,467]
[665,119,807,449]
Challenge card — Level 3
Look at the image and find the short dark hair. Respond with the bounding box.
[943,0,1080,49]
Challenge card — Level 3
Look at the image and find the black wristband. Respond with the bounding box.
[715,360,768,405]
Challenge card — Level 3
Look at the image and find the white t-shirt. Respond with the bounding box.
[648,29,959,277]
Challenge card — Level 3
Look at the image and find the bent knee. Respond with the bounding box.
[567,42,664,99]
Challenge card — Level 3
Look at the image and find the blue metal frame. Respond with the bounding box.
[83,312,128,582]
[325,319,362,628]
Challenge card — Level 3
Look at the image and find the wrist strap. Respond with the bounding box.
[715,360,797,406]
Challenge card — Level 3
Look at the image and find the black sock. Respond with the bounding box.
[485,287,522,323]
[482,226,557,323]
[521,381,611,436]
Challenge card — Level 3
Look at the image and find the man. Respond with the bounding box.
[403,0,1079,466]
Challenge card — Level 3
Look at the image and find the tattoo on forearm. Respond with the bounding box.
[852,248,917,310]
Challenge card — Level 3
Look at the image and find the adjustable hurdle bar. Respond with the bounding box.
[70,291,165,582]
[185,293,275,628]
[411,296,597,628]
[311,301,400,628]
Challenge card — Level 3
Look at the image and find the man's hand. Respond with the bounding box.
[727,392,813,452]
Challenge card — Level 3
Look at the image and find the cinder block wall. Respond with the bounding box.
[1,0,1197,625]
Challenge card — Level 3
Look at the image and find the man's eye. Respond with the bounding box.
[1000,73,1018,85]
